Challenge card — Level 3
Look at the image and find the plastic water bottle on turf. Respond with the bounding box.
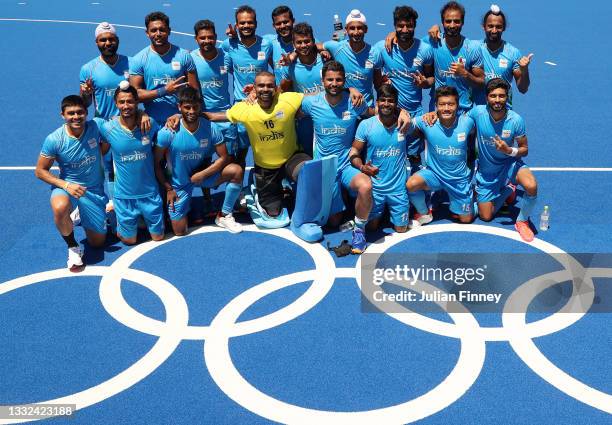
[539,205,550,231]
[332,14,345,41]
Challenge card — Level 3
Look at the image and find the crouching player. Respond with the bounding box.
[469,78,538,241]
[349,85,410,237]
[99,83,164,244]
[406,86,475,224]
[35,95,107,271]
[155,87,243,235]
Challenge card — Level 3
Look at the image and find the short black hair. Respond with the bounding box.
[114,84,138,102]
[271,5,294,21]
[235,5,256,22]
[393,5,418,25]
[486,78,510,95]
[322,60,345,78]
[145,11,170,29]
[482,8,507,30]
[194,19,216,36]
[255,70,275,80]
[440,1,465,22]
[61,95,86,112]
[177,86,202,104]
[292,22,314,41]
[376,84,398,102]
[435,85,459,103]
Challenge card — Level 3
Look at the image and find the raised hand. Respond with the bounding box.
[226,23,237,39]
[411,70,428,88]
[165,75,188,94]
[493,135,510,153]
[518,53,534,68]
[80,78,94,97]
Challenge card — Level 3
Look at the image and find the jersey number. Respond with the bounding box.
[263,120,275,129]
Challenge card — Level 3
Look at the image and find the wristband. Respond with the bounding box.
[508,147,519,157]
[157,86,168,97]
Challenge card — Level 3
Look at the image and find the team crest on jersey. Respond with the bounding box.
[365,60,374,69]
[219,66,227,75]
[457,132,466,142]
[171,61,181,71]
[87,138,97,149]
[199,138,209,148]
[499,58,508,69]
[257,51,266,61]
[275,110,284,119]
[342,111,351,121]
[141,135,150,145]
[397,133,405,142]
[502,129,511,138]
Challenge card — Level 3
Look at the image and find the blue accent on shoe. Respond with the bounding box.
[351,227,367,254]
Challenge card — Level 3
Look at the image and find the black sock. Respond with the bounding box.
[62,232,78,248]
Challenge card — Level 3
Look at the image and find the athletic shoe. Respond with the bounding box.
[411,210,433,227]
[70,207,81,226]
[351,227,367,254]
[505,183,517,206]
[67,246,84,272]
[215,213,243,233]
[515,220,534,242]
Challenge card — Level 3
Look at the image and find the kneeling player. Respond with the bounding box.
[468,78,538,241]
[35,95,107,271]
[155,87,243,235]
[100,84,164,244]
[406,86,475,224]
[350,85,409,236]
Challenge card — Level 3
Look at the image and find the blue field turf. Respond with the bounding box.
[1,1,611,424]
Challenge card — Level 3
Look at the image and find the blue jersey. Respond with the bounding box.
[222,36,273,101]
[79,55,130,119]
[324,40,380,106]
[156,119,223,189]
[373,39,433,112]
[129,44,196,122]
[473,40,522,106]
[300,91,368,170]
[425,36,483,111]
[355,116,408,195]
[280,55,324,96]
[467,105,526,176]
[412,114,475,182]
[99,118,160,199]
[40,120,105,190]
[191,48,231,112]
[264,33,294,84]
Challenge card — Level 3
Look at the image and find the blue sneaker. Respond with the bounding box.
[351,227,367,254]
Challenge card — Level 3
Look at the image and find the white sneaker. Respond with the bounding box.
[70,207,81,226]
[215,213,243,233]
[410,211,433,228]
[67,246,84,272]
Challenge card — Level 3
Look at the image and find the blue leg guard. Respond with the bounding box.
[244,169,291,229]
[290,155,337,242]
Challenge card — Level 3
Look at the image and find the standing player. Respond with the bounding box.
[130,11,199,123]
[374,6,434,170]
[349,85,410,235]
[99,84,164,245]
[35,96,107,271]
[469,79,537,240]
[265,5,296,84]
[299,61,372,249]
[406,86,475,224]
[155,87,243,236]
[222,5,274,166]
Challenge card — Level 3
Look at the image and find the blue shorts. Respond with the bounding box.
[370,190,410,227]
[476,160,526,203]
[114,194,164,238]
[212,122,237,157]
[168,172,221,221]
[330,166,359,215]
[236,123,250,152]
[51,187,107,234]
[418,168,473,215]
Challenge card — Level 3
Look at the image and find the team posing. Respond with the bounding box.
[35,2,539,271]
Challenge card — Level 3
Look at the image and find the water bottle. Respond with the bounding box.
[332,14,345,41]
[339,219,354,232]
[539,205,550,231]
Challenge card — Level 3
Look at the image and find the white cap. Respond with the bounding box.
[490,4,501,14]
[345,9,366,25]
[95,21,116,38]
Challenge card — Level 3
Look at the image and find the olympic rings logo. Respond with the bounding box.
[1,224,611,424]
